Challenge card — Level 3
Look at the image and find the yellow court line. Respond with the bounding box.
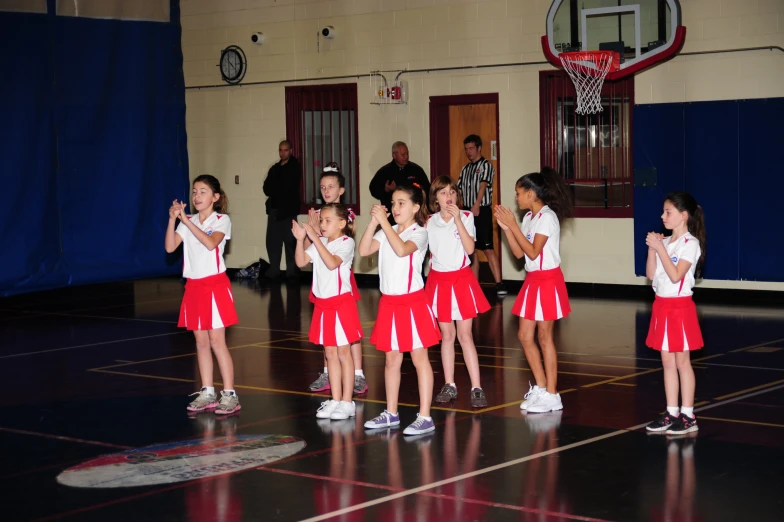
[713,379,784,401]
[693,401,710,407]
[581,367,664,388]
[607,382,636,387]
[699,416,784,429]
[88,338,304,371]
[250,343,617,378]
[89,369,476,414]
[473,388,578,414]
[729,337,784,353]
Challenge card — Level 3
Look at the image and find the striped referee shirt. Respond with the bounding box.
[457,157,494,208]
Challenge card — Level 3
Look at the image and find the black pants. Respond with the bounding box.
[265,209,300,279]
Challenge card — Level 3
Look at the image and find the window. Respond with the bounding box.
[56,0,170,22]
[285,84,360,214]
[540,71,634,218]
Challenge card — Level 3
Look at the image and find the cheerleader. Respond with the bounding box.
[304,163,367,396]
[293,203,364,421]
[165,174,240,414]
[425,176,491,408]
[359,184,441,435]
[494,168,573,414]
[644,192,706,435]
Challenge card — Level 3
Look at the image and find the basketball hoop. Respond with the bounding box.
[560,51,620,115]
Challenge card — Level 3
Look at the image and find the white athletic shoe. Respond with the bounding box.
[520,382,546,410]
[330,401,356,420]
[527,392,563,413]
[316,399,340,419]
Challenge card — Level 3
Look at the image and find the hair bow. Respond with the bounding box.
[322,165,339,173]
[412,182,421,189]
[347,208,356,222]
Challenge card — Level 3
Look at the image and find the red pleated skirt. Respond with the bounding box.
[511,267,571,321]
[178,272,239,331]
[310,270,360,303]
[309,293,364,347]
[370,290,441,352]
[646,296,703,352]
[425,266,491,321]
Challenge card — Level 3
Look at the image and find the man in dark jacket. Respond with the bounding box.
[263,140,301,281]
[369,141,430,224]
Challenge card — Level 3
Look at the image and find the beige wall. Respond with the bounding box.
[181,0,784,290]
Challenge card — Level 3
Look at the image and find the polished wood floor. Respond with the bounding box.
[1,277,783,521]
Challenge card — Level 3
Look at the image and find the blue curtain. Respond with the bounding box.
[634,97,784,282]
[0,0,188,296]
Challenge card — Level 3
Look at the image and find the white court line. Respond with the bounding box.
[0,331,189,360]
[300,383,784,522]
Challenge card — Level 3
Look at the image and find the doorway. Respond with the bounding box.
[429,93,502,284]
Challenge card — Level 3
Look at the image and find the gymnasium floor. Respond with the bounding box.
[1,277,783,521]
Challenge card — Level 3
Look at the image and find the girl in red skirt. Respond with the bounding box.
[426,176,491,408]
[165,174,240,415]
[494,168,573,414]
[644,192,706,435]
[359,184,441,435]
[304,163,367,396]
[293,203,363,421]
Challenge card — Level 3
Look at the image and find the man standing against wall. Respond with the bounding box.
[370,141,430,224]
[262,140,301,282]
[458,134,506,296]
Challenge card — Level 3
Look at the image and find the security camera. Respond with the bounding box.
[321,26,336,39]
[251,32,264,45]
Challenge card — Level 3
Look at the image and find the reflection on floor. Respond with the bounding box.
[0,277,782,521]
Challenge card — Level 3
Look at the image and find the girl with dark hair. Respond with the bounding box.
[644,192,706,435]
[293,203,363,421]
[165,174,240,415]
[494,168,573,414]
[359,184,441,435]
[305,163,368,396]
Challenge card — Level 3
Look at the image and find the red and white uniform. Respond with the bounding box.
[306,236,363,347]
[511,206,571,321]
[176,212,238,331]
[646,232,704,352]
[308,208,360,302]
[425,212,490,321]
[369,225,441,352]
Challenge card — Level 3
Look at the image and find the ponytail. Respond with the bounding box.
[193,174,228,214]
[322,203,355,238]
[515,167,573,223]
[664,192,706,278]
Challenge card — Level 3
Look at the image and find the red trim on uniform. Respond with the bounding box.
[425,266,491,321]
[646,296,703,352]
[215,246,220,273]
[463,211,471,217]
[511,267,570,321]
[370,290,441,352]
[349,269,360,301]
[309,293,363,346]
[460,254,467,269]
[407,254,414,293]
[678,278,685,296]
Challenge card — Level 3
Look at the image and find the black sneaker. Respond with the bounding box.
[667,413,699,435]
[470,388,488,408]
[645,412,679,432]
[435,383,458,403]
[496,282,508,296]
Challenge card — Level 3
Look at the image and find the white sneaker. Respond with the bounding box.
[316,399,340,419]
[330,401,356,420]
[520,382,546,410]
[527,392,563,413]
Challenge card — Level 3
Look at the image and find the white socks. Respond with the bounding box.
[681,406,694,418]
[204,386,215,395]
[323,366,328,374]
[667,406,680,417]
[355,369,365,377]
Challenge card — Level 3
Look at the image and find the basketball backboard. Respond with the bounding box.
[542,0,685,80]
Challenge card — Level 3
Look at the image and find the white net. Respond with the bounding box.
[560,52,618,115]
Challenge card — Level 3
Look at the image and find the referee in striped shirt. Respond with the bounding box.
[457,134,506,296]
